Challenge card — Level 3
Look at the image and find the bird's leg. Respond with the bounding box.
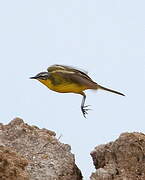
[80,92,91,118]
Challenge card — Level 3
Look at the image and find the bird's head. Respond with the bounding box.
[30,72,50,85]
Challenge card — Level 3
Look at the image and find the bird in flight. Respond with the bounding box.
[30,64,125,118]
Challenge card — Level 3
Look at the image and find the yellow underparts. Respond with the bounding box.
[38,79,87,93]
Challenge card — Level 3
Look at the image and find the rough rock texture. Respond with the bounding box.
[1,119,145,180]
[0,145,28,180]
[0,118,82,180]
[90,132,145,180]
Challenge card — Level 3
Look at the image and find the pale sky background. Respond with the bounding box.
[0,0,145,179]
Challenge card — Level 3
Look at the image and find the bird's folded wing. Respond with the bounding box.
[54,71,97,89]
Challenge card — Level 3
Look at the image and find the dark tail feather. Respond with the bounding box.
[98,85,125,96]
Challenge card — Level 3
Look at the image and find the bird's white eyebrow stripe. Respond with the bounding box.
[40,72,49,76]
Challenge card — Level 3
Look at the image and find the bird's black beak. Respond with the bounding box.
[30,76,37,79]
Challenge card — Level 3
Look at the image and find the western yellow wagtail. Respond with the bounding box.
[30,64,125,117]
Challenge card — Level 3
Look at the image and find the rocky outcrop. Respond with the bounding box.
[90,132,145,180]
[0,118,82,180]
[1,119,145,180]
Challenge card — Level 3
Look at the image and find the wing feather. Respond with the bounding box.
[47,64,92,81]
[53,71,97,89]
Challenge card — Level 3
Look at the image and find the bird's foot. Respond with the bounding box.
[81,105,91,118]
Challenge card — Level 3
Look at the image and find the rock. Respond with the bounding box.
[1,118,145,180]
[90,132,145,180]
[0,145,28,180]
[0,118,82,180]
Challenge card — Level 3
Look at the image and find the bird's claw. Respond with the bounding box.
[81,105,92,118]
